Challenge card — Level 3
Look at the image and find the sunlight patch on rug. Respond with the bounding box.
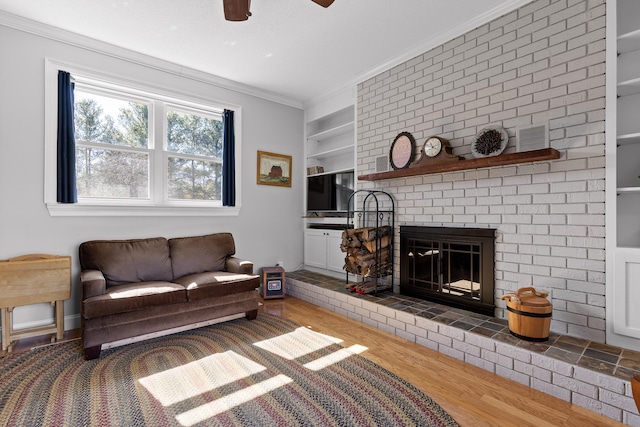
[175,374,293,426]
[253,326,343,360]
[303,344,368,371]
[139,350,266,406]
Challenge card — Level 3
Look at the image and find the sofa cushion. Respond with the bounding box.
[83,281,186,319]
[169,233,236,279]
[174,271,259,301]
[79,237,174,287]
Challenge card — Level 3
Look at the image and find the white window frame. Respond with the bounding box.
[44,58,241,216]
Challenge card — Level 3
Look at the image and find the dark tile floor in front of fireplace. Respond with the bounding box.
[288,269,640,381]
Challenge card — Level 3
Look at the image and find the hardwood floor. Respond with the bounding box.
[1,297,625,426]
[260,296,625,427]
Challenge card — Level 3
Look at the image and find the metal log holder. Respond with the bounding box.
[344,190,395,294]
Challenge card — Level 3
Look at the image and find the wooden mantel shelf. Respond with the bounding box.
[358,148,561,181]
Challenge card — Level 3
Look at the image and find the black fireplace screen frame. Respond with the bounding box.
[400,226,496,316]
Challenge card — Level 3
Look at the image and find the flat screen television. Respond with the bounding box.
[307,171,354,212]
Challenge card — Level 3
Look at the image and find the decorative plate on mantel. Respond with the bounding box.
[389,131,416,169]
[471,127,508,158]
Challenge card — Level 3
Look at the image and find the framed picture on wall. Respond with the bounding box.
[257,150,292,187]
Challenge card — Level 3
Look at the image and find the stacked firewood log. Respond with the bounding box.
[341,226,392,294]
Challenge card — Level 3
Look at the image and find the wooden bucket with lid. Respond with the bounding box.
[501,287,552,341]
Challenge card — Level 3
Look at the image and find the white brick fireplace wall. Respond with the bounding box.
[356,0,606,342]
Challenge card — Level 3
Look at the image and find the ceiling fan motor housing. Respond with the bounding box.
[223,0,251,21]
[223,0,333,22]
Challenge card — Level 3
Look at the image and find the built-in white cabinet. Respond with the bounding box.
[306,106,355,175]
[303,229,345,273]
[607,0,640,349]
[303,102,355,274]
[616,0,640,246]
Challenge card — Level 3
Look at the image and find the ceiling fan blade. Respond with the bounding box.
[223,0,251,21]
[311,0,335,7]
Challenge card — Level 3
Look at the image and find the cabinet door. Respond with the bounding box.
[614,248,640,338]
[304,229,328,269]
[326,230,346,273]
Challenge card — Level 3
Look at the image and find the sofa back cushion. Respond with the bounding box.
[79,237,173,287]
[169,233,235,279]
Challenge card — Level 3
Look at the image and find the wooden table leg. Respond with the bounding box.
[54,300,64,341]
[1,307,13,352]
[1,307,7,351]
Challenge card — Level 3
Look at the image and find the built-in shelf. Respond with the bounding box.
[607,0,640,349]
[307,145,354,160]
[618,133,640,145]
[306,106,355,176]
[358,148,561,181]
[618,29,640,54]
[306,167,354,178]
[302,215,348,218]
[307,121,354,142]
[617,187,640,194]
[618,78,640,97]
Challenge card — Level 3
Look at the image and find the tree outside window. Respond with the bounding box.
[74,89,223,202]
[166,108,223,201]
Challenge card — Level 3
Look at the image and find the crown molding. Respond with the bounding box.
[0,10,304,109]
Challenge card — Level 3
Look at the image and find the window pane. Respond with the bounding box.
[76,147,149,198]
[167,156,221,201]
[75,90,149,148]
[167,109,222,157]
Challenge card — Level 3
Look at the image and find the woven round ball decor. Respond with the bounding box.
[0,313,458,427]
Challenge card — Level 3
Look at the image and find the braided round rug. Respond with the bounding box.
[0,313,458,427]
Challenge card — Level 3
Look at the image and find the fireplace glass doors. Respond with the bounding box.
[400,226,495,316]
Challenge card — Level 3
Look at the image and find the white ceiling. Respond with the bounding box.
[0,0,530,106]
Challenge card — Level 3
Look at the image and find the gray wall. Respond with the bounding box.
[357,0,606,341]
[0,24,304,330]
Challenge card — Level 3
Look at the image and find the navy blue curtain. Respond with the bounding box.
[222,109,236,206]
[57,71,77,203]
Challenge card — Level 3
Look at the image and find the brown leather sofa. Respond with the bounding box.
[79,233,259,360]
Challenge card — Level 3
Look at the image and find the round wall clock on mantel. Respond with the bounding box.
[411,135,463,167]
[389,131,416,170]
[423,136,444,157]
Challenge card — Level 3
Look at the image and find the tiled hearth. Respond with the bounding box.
[286,269,640,425]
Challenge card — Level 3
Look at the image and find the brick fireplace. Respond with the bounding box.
[356,0,607,343]
[400,226,495,316]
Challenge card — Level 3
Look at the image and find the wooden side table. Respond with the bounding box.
[0,254,71,352]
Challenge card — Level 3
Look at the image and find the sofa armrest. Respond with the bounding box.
[226,257,254,274]
[81,269,107,299]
